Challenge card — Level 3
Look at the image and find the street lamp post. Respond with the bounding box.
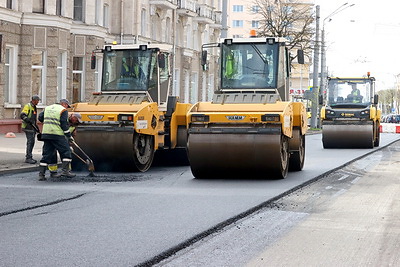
[310,5,320,129]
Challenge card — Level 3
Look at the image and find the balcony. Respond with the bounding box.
[177,0,197,17]
[149,0,178,9]
[209,11,222,28]
[194,4,214,24]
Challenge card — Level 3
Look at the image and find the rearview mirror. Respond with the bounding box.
[158,53,165,69]
[201,50,207,66]
[297,50,305,64]
[91,54,96,69]
[373,94,379,105]
[319,94,323,105]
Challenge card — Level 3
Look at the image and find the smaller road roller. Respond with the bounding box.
[321,74,381,148]
[186,37,307,179]
[71,43,191,172]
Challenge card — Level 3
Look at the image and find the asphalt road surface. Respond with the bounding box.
[0,133,399,266]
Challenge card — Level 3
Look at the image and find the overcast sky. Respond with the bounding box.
[314,0,400,90]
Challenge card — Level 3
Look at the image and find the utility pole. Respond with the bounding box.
[221,0,228,38]
[310,5,320,129]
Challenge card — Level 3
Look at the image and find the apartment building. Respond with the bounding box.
[0,0,222,132]
[226,0,314,99]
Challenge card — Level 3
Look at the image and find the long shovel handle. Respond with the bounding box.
[71,140,92,161]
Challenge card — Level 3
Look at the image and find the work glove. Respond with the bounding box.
[68,136,75,143]
[23,116,31,123]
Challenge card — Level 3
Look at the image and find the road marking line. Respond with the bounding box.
[338,174,349,181]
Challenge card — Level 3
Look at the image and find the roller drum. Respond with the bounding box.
[322,123,374,148]
[188,133,287,179]
[74,130,152,172]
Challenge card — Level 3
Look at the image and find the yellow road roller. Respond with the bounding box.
[71,44,191,172]
[186,37,308,179]
[321,75,381,148]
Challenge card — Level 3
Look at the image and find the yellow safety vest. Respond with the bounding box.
[225,53,235,78]
[352,90,360,103]
[123,63,129,72]
[42,104,66,136]
[21,103,36,129]
[69,126,76,135]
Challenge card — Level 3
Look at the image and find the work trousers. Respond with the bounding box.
[40,138,71,164]
[24,130,36,159]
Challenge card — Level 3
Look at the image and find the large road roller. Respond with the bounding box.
[321,75,381,148]
[71,44,191,172]
[186,37,308,179]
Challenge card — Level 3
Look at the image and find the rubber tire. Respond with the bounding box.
[272,135,289,179]
[374,123,380,147]
[289,134,305,172]
[133,133,155,172]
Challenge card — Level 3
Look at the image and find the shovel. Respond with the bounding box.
[70,140,95,177]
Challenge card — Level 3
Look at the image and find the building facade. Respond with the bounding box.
[0,0,222,131]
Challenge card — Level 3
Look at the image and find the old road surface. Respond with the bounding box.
[0,133,399,266]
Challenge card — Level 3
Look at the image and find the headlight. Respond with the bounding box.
[326,109,335,115]
[191,114,210,122]
[118,114,134,122]
[261,114,280,122]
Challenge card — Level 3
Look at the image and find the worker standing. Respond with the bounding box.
[20,95,40,164]
[37,99,76,181]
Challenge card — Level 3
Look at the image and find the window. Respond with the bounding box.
[56,0,62,16]
[57,52,67,100]
[4,45,18,104]
[173,68,180,96]
[251,5,260,13]
[6,0,13,9]
[186,24,193,48]
[193,28,199,51]
[202,74,207,101]
[232,20,243,28]
[31,50,46,103]
[33,0,45,13]
[165,17,171,43]
[233,5,243,12]
[103,4,109,28]
[184,71,190,103]
[141,9,147,36]
[251,20,259,28]
[233,34,243,38]
[208,74,214,101]
[190,72,198,103]
[72,57,85,103]
[95,0,101,25]
[74,0,84,21]
[283,6,293,14]
[94,57,103,92]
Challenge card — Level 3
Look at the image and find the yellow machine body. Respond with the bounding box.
[71,44,191,172]
[321,77,381,148]
[187,37,307,179]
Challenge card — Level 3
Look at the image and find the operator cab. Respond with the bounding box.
[326,77,375,108]
[220,40,278,91]
[92,44,172,108]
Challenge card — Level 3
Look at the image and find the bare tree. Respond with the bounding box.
[254,0,315,61]
[378,89,398,114]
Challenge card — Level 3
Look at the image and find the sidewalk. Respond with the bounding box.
[0,132,42,174]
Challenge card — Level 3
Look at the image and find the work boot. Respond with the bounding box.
[38,165,47,181]
[25,158,37,164]
[61,160,76,178]
[50,172,61,178]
